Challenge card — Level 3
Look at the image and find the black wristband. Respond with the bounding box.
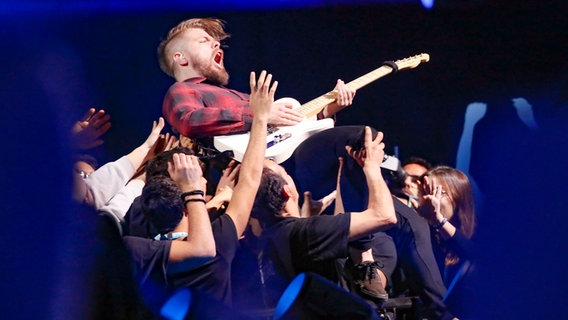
[433,217,448,232]
[181,190,205,200]
[184,198,206,206]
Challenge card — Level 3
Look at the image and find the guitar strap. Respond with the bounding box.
[381,60,399,73]
[178,134,233,160]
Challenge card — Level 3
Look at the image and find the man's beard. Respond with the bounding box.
[193,59,229,86]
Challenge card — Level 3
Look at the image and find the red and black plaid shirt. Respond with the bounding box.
[162,77,253,138]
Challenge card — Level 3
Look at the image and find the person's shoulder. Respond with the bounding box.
[273,215,346,233]
[212,213,239,235]
[307,213,350,223]
[262,216,299,234]
[167,77,206,92]
[391,195,414,213]
[123,236,171,258]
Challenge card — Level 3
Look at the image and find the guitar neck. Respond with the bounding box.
[296,64,395,118]
[295,53,429,118]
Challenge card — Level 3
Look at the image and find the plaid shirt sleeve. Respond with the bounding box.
[162,79,253,138]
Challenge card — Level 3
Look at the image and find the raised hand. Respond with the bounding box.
[300,190,337,218]
[216,160,240,195]
[144,125,177,164]
[250,70,279,122]
[417,175,442,222]
[334,156,345,215]
[208,186,234,210]
[167,153,204,192]
[132,133,178,181]
[142,117,166,149]
[345,126,385,174]
[71,108,111,150]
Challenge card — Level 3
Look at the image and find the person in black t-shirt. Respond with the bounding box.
[251,127,398,306]
[122,71,276,310]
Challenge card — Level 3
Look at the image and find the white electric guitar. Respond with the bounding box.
[214,53,430,163]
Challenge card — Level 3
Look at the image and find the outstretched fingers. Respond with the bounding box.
[79,108,96,122]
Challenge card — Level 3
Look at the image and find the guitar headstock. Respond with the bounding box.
[394,53,430,70]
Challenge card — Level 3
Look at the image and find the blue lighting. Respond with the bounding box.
[421,0,434,9]
[160,288,192,320]
[273,273,306,320]
[1,0,425,15]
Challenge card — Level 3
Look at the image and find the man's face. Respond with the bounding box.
[181,28,229,85]
[403,163,428,198]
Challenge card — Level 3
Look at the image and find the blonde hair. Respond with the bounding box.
[157,18,230,78]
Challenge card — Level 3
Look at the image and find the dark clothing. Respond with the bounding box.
[282,124,394,272]
[366,232,398,281]
[168,213,240,305]
[122,235,172,313]
[260,213,352,302]
[162,77,253,138]
[283,125,373,215]
[387,197,454,320]
[284,125,454,319]
[123,210,240,306]
[123,235,171,287]
[432,229,477,318]
[122,196,159,239]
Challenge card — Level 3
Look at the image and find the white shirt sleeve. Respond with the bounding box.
[84,156,135,209]
[99,179,144,225]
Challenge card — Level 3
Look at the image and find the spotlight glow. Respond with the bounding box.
[421,0,434,9]
[160,289,192,320]
[273,273,306,320]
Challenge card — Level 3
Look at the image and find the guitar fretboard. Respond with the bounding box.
[296,53,429,118]
[297,65,395,118]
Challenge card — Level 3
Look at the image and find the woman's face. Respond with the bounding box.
[439,182,456,220]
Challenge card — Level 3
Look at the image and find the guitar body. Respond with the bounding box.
[214,97,334,164]
[213,53,430,164]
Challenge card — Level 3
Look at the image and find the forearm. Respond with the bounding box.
[125,145,151,172]
[239,118,267,181]
[206,194,228,212]
[85,156,135,209]
[319,102,342,119]
[99,179,144,224]
[431,212,457,240]
[364,169,397,227]
[226,116,267,234]
[185,200,216,256]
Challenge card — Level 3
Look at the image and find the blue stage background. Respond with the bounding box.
[1,1,567,318]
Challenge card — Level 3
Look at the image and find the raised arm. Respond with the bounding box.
[168,153,216,262]
[70,107,111,150]
[225,70,275,236]
[346,127,396,240]
[83,118,168,209]
[125,117,166,170]
[206,160,239,213]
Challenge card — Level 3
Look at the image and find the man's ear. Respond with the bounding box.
[282,185,292,201]
[173,52,187,66]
